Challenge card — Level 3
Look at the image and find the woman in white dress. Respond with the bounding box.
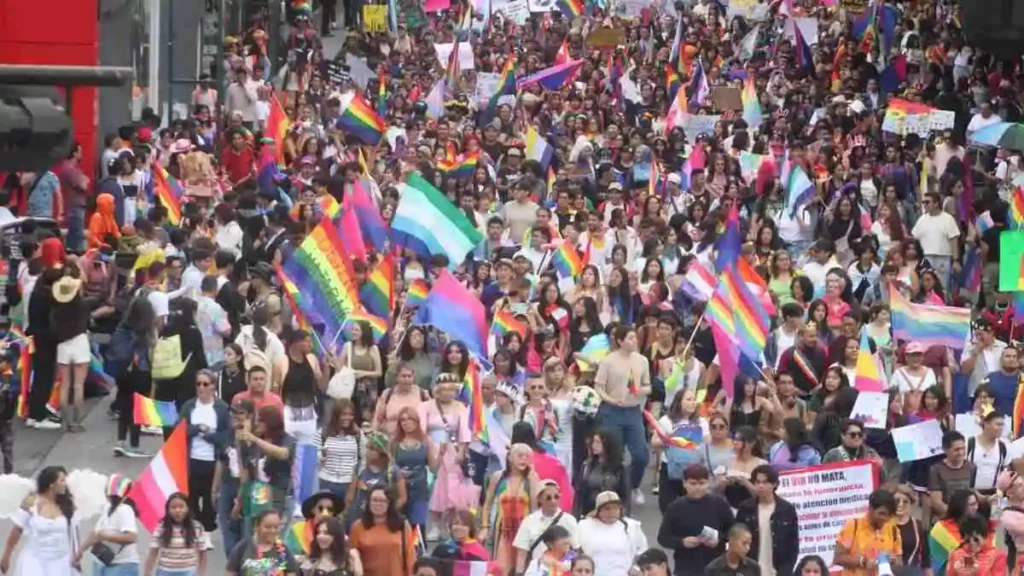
[0,465,80,576]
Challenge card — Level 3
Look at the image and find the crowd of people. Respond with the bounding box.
[5,0,1024,574]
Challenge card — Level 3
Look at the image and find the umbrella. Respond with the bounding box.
[969,122,1024,150]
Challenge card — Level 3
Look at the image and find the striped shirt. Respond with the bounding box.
[151,521,210,570]
[313,429,364,484]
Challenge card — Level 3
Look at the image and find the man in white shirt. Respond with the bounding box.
[911,192,960,301]
[223,66,259,128]
[961,318,1009,397]
[967,101,1003,139]
[799,240,840,296]
[968,411,1009,494]
[512,480,579,573]
[514,228,553,276]
[169,243,215,301]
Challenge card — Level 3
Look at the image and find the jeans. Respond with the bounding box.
[155,569,196,576]
[216,477,242,558]
[319,479,349,499]
[66,205,86,253]
[189,459,217,531]
[95,562,140,576]
[597,404,649,489]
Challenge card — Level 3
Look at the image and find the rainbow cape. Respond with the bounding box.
[459,360,487,442]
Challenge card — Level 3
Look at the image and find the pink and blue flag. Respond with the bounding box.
[517,60,583,91]
[414,270,489,359]
[336,207,368,262]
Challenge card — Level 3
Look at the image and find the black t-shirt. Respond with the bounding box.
[226,537,299,575]
[981,224,1004,264]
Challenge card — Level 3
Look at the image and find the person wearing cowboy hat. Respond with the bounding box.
[577,491,648,576]
[283,490,346,557]
[51,272,91,433]
[512,479,580,574]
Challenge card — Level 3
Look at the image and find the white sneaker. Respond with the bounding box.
[25,419,37,429]
[426,525,441,542]
[142,425,163,436]
[35,418,62,430]
[632,489,646,506]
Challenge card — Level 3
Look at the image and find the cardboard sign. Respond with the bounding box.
[840,0,868,13]
[892,419,945,462]
[711,87,742,111]
[362,5,388,32]
[433,42,476,70]
[586,27,626,48]
[528,0,556,12]
[494,0,530,23]
[324,60,349,85]
[474,72,501,104]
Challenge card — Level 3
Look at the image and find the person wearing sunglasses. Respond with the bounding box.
[179,368,231,533]
[822,419,881,466]
[945,514,1006,576]
[512,480,580,575]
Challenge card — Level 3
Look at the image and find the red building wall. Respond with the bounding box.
[0,0,100,178]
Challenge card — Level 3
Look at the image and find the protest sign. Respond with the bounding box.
[850,392,888,429]
[892,419,944,462]
[840,0,868,13]
[930,110,956,133]
[474,72,500,104]
[324,61,349,85]
[586,28,626,48]
[954,413,1014,440]
[712,87,742,111]
[617,0,648,18]
[424,0,451,12]
[681,114,721,140]
[494,0,530,24]
[777,461,878,568]
[528,0,556,12]
[362,5,388,32]
[345,54,377,89]
[434,42,476,70]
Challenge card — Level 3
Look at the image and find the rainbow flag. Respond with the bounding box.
[555,0,583,18]
[492,309,528,340]
[719,265,769,361]
[1011,187,1024,228]
[407,279,430,307]
[276,266,325,356]
[133,393,179,427]
[550,241,584,278]
[126,422,189,531]
[1013,373,1024,437]
[282,218,363,342]
[14,336,31,419]
[413,270,488,360]
[854,331,884,392]
[438,151,479,180]
[360,255,394,320]
[346,310,388,342]
[928,518,996,576]
[284,519,314,556]
[151,161,183,225]
[666,62,681,103]
[337,92,386,146]
[459,360,487,442]
[643,410,700,449]
[267,94,292,166]
[741,76,763,129]
[889,285,971,349]
[88,349,115,390]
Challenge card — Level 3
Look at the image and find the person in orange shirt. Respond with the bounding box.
[834,489,904,576]
[86,193,121,249]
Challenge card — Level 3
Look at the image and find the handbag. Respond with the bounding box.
[326,344,356,400]
[90,542,121,566]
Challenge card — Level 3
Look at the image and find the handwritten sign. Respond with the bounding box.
[362,5,387,32]
[474,72,500,104]
[892,419,944,462]
[494,0,529,24]
[528,0,556,12]
[681,114,721,140]
[433,42,476,70]
[850,392,888,429]
[777,461,878,568]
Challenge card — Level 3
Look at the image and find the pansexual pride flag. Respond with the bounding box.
[854,331,883,392]
[517,60,584,91]
[133,393,179,427]
[337,92,386,145]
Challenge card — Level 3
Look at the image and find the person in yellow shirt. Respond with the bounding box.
[834,489,904,576]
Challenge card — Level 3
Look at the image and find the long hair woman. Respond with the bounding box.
[349,487,416,576]
[314,399,364,499]
[393,407,438,538]
[653,389,708,512]
[144,492,209,576]
[301,516,362,576]
[0,465,78,576]
[576,428,630,517]
[482,444,539,574]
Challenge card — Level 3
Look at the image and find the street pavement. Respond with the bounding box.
[0,394,668,574]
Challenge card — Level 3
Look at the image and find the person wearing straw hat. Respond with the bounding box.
[51,273,91,433]
[576,490,648,576]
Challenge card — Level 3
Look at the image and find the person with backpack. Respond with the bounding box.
[652,388,709,513]
[152,298,208,437]
[372,363,430,436]
[968,411,1010,497]
[511,479,579,576]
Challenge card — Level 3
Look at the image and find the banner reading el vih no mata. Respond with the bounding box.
[776,461,879,569]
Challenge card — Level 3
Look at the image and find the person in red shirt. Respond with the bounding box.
[232,364,283,416]
[220,128,255,186]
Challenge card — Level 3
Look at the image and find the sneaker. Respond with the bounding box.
[142,425,163,436]
[35,417,62,430]
[107,408,120,421]
[25,419,37,429]
[426,525,441,542]
[651,485,660,496]
[632,489,646,506]
[113,444,127,457]
[121,447,151,459]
